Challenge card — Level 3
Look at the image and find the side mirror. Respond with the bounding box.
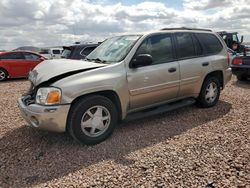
[130,54,153,68]
[241,35,244,43]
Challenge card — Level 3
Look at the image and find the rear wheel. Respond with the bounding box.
[197,77,220,108]
[67,95,118,145]
[0,69,8,81]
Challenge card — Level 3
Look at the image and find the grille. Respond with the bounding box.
[22,82,37,106]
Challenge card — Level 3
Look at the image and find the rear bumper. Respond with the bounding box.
[231,65,250,76]
[17,97,70,132]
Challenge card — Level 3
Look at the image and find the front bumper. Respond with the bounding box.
[17,97,70,132]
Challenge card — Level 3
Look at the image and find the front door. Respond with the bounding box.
[127,33,180,110]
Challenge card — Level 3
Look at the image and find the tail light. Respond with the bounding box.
[227,52,230,66]
[233,57,243,65]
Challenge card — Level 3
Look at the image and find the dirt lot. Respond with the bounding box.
[0,77,249,187]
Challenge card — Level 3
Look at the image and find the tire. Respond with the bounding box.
[0,68,8,81]
[67,95,118,145]
[197,76,220,108]
[237,74,246,81]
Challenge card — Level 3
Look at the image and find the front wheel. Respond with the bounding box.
[67,95,118,145]
[197,77,220,108]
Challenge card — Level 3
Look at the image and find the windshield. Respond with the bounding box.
[87,35,141,63]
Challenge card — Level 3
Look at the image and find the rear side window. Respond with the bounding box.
[196,33,223,55]
[176,33,196,59]
[136,34,174,65]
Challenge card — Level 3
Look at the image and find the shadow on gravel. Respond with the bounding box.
[0,100,232,187]
[233,79,250,89]
[0,78,27,84]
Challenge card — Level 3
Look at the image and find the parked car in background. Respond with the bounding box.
[61,44,98,60]
[231,56,250,80]
[18,28,232,145]
[0,50,46,81]
[40,48,63,59]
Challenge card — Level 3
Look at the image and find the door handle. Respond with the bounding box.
[202,62,209,66]
[168,67,176,73]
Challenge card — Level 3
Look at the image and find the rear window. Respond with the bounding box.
[196,33,223,55]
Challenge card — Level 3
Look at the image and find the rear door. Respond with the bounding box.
[127,33,180,109]
[175,32,207,97]
[177,32,224,97]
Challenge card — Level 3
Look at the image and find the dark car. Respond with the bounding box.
[61,44,99,60]
[0,50,47,81]
[231,56,250,81]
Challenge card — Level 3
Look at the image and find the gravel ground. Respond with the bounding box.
[0,77,249,188]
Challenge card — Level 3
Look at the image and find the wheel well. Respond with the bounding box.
[70,90,122,121]
[0,67,9,78]
[0,67,8,75]
[204,71,223,88]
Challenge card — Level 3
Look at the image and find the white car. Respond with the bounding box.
[40,48,63,59]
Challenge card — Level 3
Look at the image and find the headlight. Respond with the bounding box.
[36,87,61,105]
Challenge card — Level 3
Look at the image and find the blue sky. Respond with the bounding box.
[108,0,183,9]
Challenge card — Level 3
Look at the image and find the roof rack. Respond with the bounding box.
[217,31,238,35]
[161,27,212,32]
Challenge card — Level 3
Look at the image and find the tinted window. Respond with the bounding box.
[62,49,72,58]
[23,53,40,60]
[192,34,203,56]
[196,33,223,55]
[176,33,196,59]
[52,50,61,54]
[136,34,174,65]
[0,52,24,60]
[81,47,96,56]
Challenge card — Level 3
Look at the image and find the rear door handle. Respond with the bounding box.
[168,67,177,73]
[202,62,209,66]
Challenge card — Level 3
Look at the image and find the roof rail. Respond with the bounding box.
[161,27,212,32]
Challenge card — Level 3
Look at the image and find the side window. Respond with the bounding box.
[0,52,23,60]
[192,34,203,56]
[232,34,238,43]
[80,47,97,56]
[52,50,61,54]
[196,33,223,55]
[136,34,174,65]
[23,53,40,60]
[176,33,196,59]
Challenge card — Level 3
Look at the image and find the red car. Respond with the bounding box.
[0,50,46,81]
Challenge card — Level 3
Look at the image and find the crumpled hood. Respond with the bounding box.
[29,59,106,86]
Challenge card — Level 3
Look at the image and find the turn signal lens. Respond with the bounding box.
[36,87,61,105]
[47,90,61,104]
